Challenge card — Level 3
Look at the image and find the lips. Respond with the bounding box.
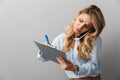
[76,28,80,32]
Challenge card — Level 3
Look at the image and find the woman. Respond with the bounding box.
[37,5,105,80]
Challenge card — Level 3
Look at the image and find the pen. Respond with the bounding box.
[44,34,51,45]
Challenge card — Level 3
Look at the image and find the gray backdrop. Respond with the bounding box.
[0,0,120,80]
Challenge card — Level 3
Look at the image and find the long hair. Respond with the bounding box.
[62,5,105,60]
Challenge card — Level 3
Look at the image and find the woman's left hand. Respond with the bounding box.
[56,56,77,71]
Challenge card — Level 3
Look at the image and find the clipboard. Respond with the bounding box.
[33,40,67,64]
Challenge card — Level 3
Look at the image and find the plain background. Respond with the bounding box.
[0,0,120,80]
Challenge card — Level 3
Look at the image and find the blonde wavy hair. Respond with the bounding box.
[62,5,105,60]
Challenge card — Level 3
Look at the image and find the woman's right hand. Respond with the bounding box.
[44,41,49,46]
[44,41,53,47]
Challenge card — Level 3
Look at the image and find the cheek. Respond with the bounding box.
[73,21,79,30]
[73,22,77,30]
[73,22,77,27]
[80,28,88,33]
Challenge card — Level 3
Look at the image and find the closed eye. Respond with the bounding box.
[79,19,83,23]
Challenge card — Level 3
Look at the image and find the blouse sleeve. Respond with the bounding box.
[37,50,49,62]
[76,37,102,76]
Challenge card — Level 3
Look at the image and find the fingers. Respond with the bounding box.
[67,60,72,64]
[57,57,75,71]
[44,41,49,45]
[56,56,67,65]
[44,42,53,47]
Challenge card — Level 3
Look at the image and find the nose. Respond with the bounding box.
[77,22,85,29]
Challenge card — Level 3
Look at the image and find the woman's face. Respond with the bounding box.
[73,13,92,37]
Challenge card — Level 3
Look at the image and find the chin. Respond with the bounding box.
[74,31,79,34]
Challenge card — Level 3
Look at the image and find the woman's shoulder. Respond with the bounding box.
[96,36,102,44]
[54,32,65,40]
[95,36,102,49]
[52,32,65,43]
[51,32,65,48]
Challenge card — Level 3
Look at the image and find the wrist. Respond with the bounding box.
[73,65,79,72]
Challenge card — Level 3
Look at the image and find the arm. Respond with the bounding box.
[76,37,102,75]
[57,37,102,75]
